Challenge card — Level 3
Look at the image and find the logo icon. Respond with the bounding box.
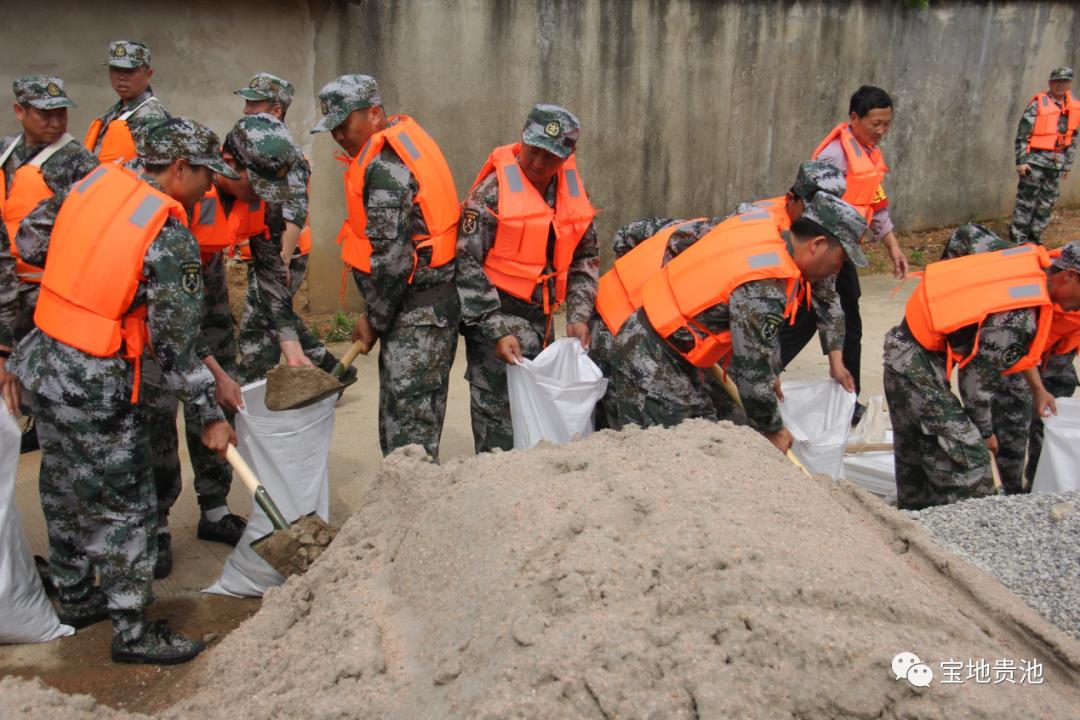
[114,44,127,57]
[544,121,561,138]
[45,82,61,97]
[321,99,329,115]
[892,651,933,688]
[250,78,260,89]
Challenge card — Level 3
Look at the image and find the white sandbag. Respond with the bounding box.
[508,338,609,449]
[1032,397,1080,494]
[204,380,335,598]
[778,380,856,479]
[0,401,72,643]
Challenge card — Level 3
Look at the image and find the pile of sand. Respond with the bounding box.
[4,421,1079,718]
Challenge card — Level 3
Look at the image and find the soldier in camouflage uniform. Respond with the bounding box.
[0,77,99,420]
[9,118,237,664]
[883,240,1080,510]
[1010,67,1079,245]
[457,105,600,454]
[606,193,867,453]
[938,223,1032,493]
[85,41,170,160]
[312,75,460,460]
[236,72,312,297]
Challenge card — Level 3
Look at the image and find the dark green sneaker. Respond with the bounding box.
[57,591,109,629]
[197,513,247,546]
[111,620,206,665]
[153,532,172,579]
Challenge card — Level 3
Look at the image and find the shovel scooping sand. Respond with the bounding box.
[264,339,369,411]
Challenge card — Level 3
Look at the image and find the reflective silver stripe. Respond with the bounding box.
[397,131,421,160]
[197,197,217,226]
[504,164,524,193]
[848,137,863,157]
[16,272,42,279]
[1008,284,1042,299]
[76,166,108,194]
[129,195,164,228]
[564,168,581,198]
[738,211,770,221]
[747,251,781,269]
[1042,95,1049,107]
[1001,246,1032,256]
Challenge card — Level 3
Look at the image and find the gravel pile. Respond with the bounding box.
[910,491,1080,639]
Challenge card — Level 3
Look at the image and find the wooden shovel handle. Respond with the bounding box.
[225,444,260,495]
[331,339,372,379]
[844,442,894,454]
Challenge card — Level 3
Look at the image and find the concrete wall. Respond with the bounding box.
[2,1,1079,311]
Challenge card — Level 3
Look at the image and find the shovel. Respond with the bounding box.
[264,339,370,411]
[708,365,811,476]
[225,444,338,578]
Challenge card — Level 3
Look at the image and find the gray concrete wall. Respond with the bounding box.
[2,1,1078,312]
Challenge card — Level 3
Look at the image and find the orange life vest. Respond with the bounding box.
[812,123,888,224]
[34,164,188,402]
[741,195,791,231]
[228,199,268,261]
[338,115,458,278]
[0,134,76,283]
[595,219,702,335]
[1044,247,1080,357]
[190,186,236,263]
[1028,92,1080,153]
[904,244,1054,376]
[83,96,160,165]
[476,143,596,313]
[640,213,804,368]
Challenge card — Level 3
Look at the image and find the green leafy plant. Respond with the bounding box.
[311,310,357,342]
[909,249,926,267]
[904,0,929,8]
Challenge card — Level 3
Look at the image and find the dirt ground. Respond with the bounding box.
[2,208,1079,715]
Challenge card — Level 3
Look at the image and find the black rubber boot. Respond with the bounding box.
[111,620,206,665]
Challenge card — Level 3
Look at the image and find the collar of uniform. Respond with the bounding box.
[122,87,155,111]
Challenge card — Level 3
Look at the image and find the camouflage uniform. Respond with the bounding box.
[607,193,866,433]
[8,118,233,644]
[313,75,460,459]
[457,105,600,454]
[0,76,99,346]
[939,224,1032,493]
[1009,67,1078,245]
[89,41,170,155]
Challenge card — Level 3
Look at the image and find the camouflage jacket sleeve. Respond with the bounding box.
[145,218,225,430]
[15,194,62,267]
[728,279,788,433]
[456,173,518,343]
[1065,123,1077,173]
[282,156,310,228]
[40,142,100,196]
[125,95,171,135]
[810,274,844,353]
[565,222,600,326]
[611,217,678,259]
[956,308,1037,437]
[0,222,16,346]
[1015,99,1038,166]
[353,150,419,333]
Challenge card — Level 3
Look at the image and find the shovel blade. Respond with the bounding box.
[250,514,339,578]
[264,365,346,411]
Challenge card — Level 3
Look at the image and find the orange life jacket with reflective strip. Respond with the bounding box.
[742,195,792,231]
[1028,92,1080,153]
[1044,247,1080,357]
[595,219,702,336]
[0,134,77,283]
[338,115,458,277]
[83,96,160,165]
[812,123,888,224]
[34,164,188,402]
[476,143,595,313]
[189,186,236,263]
[904,245,1054,376]
[640,213,804,368]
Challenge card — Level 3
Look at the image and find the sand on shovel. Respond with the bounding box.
[3,422,1079,719]
[263,364,342,411]
[255,514,338,578]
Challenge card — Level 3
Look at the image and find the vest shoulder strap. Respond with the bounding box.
[0,135,23,169]
[29,133,76,168]
[118,95,159,122]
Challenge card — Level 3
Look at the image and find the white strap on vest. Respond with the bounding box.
[29,133,75,168]
[118,96,158,122]
[0,135,23,169]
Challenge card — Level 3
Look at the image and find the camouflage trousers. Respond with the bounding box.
[1009,164,1062,245]
[29,388,156,641]
[1026,350,1079,483]
[236,260,335,385]
[141,358,234,523]
[586,311,616,430]
[988,371,1033,494]
[882,339,994,509]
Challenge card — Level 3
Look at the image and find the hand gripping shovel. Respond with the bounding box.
[264,339,370,412]
[225,444,338,578]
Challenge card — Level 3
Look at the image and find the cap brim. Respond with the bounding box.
[249,171,288,203]
[522,130,573,159]
[843,241,869,268]
[311,110,350,134]
[195,157,240,181]
[236,89,272,101]
[105,60,146,69]
[28,98,76,110]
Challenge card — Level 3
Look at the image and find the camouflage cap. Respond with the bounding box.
[106,40,151,69]
[13,75,76,110]
[1050,66,1074,82]
[521,104,580,159]
[800,193,868,267]
[940,223,1010,260]
[311,74,381,134]
[1051,240,1080,273]
[139,117,238,179]
[236,72,295,108]
[225,113,298,202]
[791,160,846,202]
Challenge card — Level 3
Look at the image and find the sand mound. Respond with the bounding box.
[5,421,1079,718]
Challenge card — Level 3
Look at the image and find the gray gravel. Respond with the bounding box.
[909,490,1080,639]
